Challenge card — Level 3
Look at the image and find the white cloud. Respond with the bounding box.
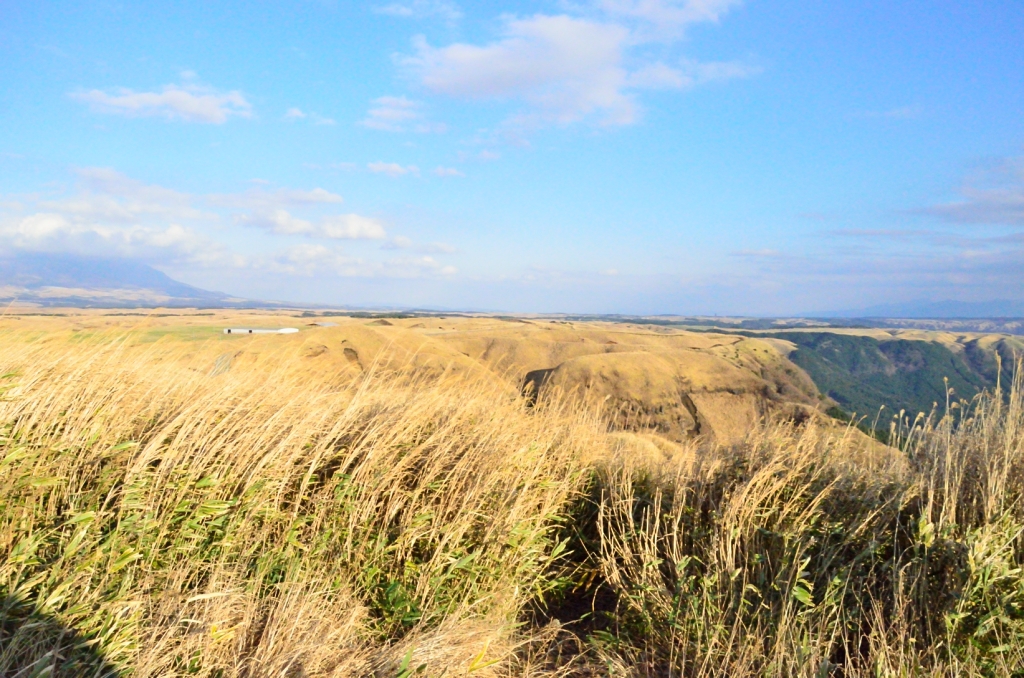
[286,107,335,125]
[360,96,445,133]
[263,244,361,276]
[375,0,462,22]
[385,236,414,249]
[383,236,457,253]
[361,96,419,131]
[625,62,688,89]
[733,248,783,258]
[882,106,921,120]
[368,161,420,177]
[237,209,314,235]
[854,105,923,120]
[0,169,223,263]
[38,168,212,224]
[598,0,742,40]
[209,187,345,211]
[1,169,460,285]
[397,5,751,130]
[627,58,759,89]
[305,162,359,172]
[404,15,636,125]
[421,241,457,253]
[10,212,71,239]
[383,255,458,277]
[237,209,387,240]
[1,209,215,263]
[1,169,388,267]
[259,245,457,278]
[679,58,760,83]
[268,188,343,204]
[70,81,252,123]
[214,185,387,241]
[320,214,388,239]
[433,166,464,177]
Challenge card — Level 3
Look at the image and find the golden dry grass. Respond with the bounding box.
[0,327,603,676]
[0,317,1022,676]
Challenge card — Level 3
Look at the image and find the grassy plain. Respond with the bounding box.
[1,310,1023,676]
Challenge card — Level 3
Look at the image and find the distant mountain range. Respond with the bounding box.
[4,254,1024,326]
[825,299,1024,319]
[0,254,257,308]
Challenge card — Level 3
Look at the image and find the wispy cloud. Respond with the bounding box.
[627,58,760,89]
[853,105,923,120]
[382,236,457,253]
[597,0,743,40]
[208,186,345,210]
[367,161,420,177]
[924,157,1024,226]
[732,248,782,258]
[212,185,386,239]
[360,96,445,133]
[304,162,358,172]
[456,149,501,162]
[361,96,419,131]
[383,236,414,249]
[374,0,461,22]
[433,166,464,177]
[70,79,251,123]
[236,210,387,240]
[260,244,456,278]
[286,107,335,125]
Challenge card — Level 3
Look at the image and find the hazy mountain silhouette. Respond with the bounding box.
[0,253,262,307]
[824,299,1024,319]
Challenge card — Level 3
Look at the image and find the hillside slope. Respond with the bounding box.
[746,330,1022,420]
[0,311,827,447]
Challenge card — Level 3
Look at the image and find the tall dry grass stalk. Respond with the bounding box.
[0,330,602,676]
[576,370,1024,676]
[1,328,1023,676]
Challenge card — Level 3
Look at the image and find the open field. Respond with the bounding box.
[1,310,1023,676]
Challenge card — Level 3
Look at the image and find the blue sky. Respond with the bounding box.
[1,0,1022,314]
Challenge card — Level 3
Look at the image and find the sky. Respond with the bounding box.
[1,0,1023,314]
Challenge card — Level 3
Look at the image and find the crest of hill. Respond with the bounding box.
[4,311,831,448]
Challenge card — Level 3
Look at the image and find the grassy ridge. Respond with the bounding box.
[1,329,1023,676]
